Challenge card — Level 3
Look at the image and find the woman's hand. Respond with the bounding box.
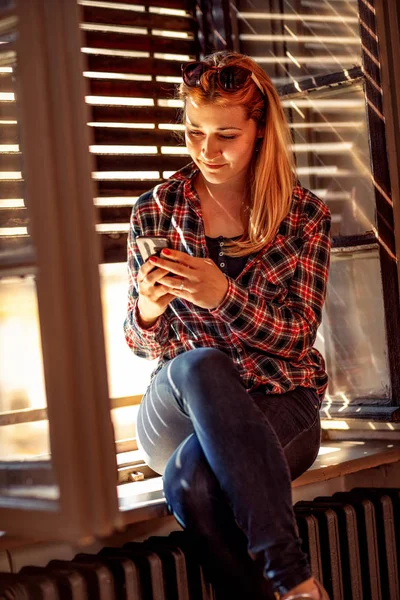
[137,258,175,327]
[149,249,229,310]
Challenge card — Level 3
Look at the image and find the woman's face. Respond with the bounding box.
[184,98,259,189]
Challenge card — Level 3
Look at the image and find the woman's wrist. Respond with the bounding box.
[137,304,159,329]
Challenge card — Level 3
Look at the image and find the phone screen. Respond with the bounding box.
[136,236,169,261]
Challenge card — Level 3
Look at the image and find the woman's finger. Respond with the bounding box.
[139,266,171,288]
[159,275,186,290]
[149,256,191,278]
[160,249,196,267]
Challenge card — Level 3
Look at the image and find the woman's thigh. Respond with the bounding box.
[250,387,321,481]
[136,362,195,475]
[137,349,321,479]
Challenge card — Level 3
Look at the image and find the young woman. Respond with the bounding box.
[124,51,331,600]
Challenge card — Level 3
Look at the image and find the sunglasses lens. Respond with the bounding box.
[219,66,249,90]
[183,63,207,86]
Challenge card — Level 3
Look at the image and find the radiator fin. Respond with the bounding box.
[0,487,398,600]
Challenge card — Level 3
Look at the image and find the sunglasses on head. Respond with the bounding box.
[181,61,265,96]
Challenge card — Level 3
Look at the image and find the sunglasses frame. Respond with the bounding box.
[181,61,265,96]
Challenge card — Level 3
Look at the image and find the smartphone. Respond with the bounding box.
[136,236,170,261]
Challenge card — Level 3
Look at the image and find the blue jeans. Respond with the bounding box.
[137,348,321,598]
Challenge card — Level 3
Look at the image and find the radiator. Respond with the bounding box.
[0,487,398,600]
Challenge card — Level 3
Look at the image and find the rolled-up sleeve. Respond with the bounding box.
[210,213,331,362]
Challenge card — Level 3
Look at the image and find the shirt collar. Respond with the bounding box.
[168,160,202,212]
[168,160,199,182]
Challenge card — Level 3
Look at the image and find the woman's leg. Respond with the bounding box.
[162,388,321,599]
[138,347,320,597]
[163,433,277,600]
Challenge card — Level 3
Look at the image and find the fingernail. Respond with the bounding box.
[161,248,171,255]
[149,256,157,262]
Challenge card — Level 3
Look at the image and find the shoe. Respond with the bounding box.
[276,578,330,600]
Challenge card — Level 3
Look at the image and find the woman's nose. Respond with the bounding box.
[201,137,221,160]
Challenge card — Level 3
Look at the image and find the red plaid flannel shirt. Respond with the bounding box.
[124,161,331,402]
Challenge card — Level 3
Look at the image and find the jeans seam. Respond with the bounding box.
[281,408,320,455]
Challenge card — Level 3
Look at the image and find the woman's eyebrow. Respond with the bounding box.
[187,122,243,131]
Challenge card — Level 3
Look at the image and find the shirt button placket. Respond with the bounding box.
[219,240,225,269]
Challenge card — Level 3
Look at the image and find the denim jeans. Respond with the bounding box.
[136,348,321,599]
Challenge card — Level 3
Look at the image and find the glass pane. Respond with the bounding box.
[238,0,361,85]
[284,81,375,237]
[314,248,390,405]
[99,263,155,443]
[0,14,59,504]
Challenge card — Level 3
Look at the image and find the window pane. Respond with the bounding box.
[315,248,390,405]
[100,263,155,444]
[0,24,59,504]
[238,0,361,85]
[100,263,156,400]
[284,81,375,236]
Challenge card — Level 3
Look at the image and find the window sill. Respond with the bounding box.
[119,439,400,525]
[0,439,399,571]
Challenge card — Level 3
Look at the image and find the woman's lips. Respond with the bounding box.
[203,162,226,170]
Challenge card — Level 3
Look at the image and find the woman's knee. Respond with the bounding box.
[172,347,234,387]
[163,433,220,527]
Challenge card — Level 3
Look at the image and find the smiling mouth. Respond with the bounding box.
[203,162,226,168]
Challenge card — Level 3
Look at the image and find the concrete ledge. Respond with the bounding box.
[293,440,400,487]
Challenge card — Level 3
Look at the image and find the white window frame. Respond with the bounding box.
[0,0,121,543]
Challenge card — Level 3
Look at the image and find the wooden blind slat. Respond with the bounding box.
[0,207,27,227]
[101,232,128,263]
[91,0,191,9]
[0,180,23,197]
[99,206,132,223]
[86,55,184,78]
[0,233,135,265]
[0,152,21,170]
[83,30,196,56]
[94,153,188,171]
[88,78,177,99]
[0,122,18,143]
[240,40,360,58]
[237,19,359,36]
[237,0,356,11]
[0,234,29,254]
[92,127,183,146]
[0,73,13,92]
[90,105,180,123]
[0,101,16,119]
[96,179,164,196]
[0,206,137,227]
[82,5,193,32]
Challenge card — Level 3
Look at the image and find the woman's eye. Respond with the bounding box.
[187,130,236,140]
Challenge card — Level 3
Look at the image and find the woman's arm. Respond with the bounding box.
[123,203,171,360]
[210,213,331,362]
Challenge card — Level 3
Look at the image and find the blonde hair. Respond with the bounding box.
[177,51,296,257]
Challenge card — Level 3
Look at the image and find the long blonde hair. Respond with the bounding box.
[177,51,296,257]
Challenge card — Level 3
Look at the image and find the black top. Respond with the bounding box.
[205,235,248,280]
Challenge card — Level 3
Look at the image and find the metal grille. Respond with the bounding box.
[0,487,399,599]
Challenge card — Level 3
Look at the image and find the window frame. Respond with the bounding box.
[0,0,121,542]
[216,0,400,421]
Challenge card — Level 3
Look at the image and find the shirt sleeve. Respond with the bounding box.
[210,212,331,362]
[123,202,170,360]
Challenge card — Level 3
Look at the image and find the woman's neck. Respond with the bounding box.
[195,174,248,238]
